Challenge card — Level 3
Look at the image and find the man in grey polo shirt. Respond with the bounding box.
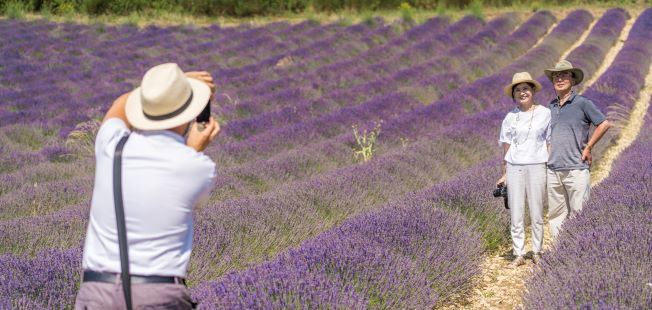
[544,60,611,238]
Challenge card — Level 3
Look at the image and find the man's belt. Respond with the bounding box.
[83,270,186,285]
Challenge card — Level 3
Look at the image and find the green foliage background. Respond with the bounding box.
[0,0,645,17]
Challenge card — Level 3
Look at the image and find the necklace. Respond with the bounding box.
[513,105,536,148]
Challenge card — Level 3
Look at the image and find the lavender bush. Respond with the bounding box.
[523,8,652,309]
[187,9,642,307]
[193,204,483,309]
[0,8,648,309]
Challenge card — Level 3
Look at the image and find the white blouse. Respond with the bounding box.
[499,105,551,165]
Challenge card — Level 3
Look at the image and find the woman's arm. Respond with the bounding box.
[497,142,510,186]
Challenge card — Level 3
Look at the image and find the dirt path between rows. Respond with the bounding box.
[437,9,646,310]
[592,58,652,186]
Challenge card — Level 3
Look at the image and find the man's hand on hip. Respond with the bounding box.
[582,147,592,166]
[187,117,220,152]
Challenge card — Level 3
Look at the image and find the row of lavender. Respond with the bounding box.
[0,17,391,132]
[189,6,598,282]
[0,9,636,308]
[214,17,449,118]
[0,15,454,308]
[0,10,588,308]
[202,12,545,201]
[209,11,560,166]
[189,8,648,308]
[0,14,465,309]
[216,15,488,140]
[199,11,573,208]
[190,12,555,205]
[0,13,539,225]
[526,104,652,309]
[0,17,395,179]
[187,9,597,283]
[0,8,586,279]
[523,8,652,309]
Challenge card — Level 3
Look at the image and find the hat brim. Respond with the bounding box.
[544,68,584,86]
[125,78,211,131]
[503,79,543,97]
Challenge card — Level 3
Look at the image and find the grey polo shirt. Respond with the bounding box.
[548,91,606,171]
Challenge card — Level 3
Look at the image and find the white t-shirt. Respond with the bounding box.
[82,118,216,277]
[499,105,551,165]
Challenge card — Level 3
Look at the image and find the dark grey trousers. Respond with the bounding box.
[74,280,194,310]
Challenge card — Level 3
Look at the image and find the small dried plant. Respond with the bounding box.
[352,121,382,162]
[275,56,295,68]
[222,93,240,106]
[606,96,636,132]
[65,119,101,157]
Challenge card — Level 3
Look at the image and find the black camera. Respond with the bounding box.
[493,183,509,209]
[196,99,211,123]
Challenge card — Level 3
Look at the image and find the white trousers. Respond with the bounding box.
[506,163,546,256]
[547,168,591,239]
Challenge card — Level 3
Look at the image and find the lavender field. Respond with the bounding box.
[1,7,651,309]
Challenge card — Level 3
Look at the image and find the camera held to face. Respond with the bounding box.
[493,183,509,209]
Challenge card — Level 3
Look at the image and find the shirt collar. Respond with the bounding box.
[552,89,577,106]
[139,129,186,144]
[552,90,577,107]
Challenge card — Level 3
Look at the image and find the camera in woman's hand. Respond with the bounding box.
[493,184,509,209]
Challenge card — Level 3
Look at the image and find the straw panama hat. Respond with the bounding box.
[544,59,584,86]
[125,63,211,131]
[503,72,542,97]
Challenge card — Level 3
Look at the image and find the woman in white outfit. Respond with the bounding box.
[496,72,551,267]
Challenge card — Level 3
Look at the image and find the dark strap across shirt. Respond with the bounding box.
[548,91,606,171]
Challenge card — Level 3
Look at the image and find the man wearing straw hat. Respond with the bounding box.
[75,63,220,309]
[544,60,611,239]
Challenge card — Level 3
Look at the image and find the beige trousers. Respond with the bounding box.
[506,163,546,257]
[547,168,591,238]
[74,280,193,310]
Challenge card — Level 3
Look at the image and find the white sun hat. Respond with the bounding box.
[503,71,543,97]
[125,63,210,130]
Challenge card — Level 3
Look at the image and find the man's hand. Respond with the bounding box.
[583,120,610,166]
[185,71,216,95]
[582,146,592,166]
[186,117,220,152]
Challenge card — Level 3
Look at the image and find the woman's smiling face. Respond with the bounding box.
[513,82,534,105]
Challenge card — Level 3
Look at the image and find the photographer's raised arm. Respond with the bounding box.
[103,92,133,129]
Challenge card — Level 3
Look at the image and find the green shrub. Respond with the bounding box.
[2,1,28,19]
[435,1,448,16]
[1,0,626,18]
[82,0,108,15]
[469,0,484,20]
[399,2,415,24]
[28,0,78,15]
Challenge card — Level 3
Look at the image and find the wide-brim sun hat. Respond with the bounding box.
[125,63,210,131]
[503,72,542,97]
[544,59,584,86]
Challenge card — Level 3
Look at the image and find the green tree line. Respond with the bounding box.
[0,0,643,17]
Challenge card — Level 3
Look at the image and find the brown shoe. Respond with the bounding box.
[509,256,526,268]
[533,253,542,264]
